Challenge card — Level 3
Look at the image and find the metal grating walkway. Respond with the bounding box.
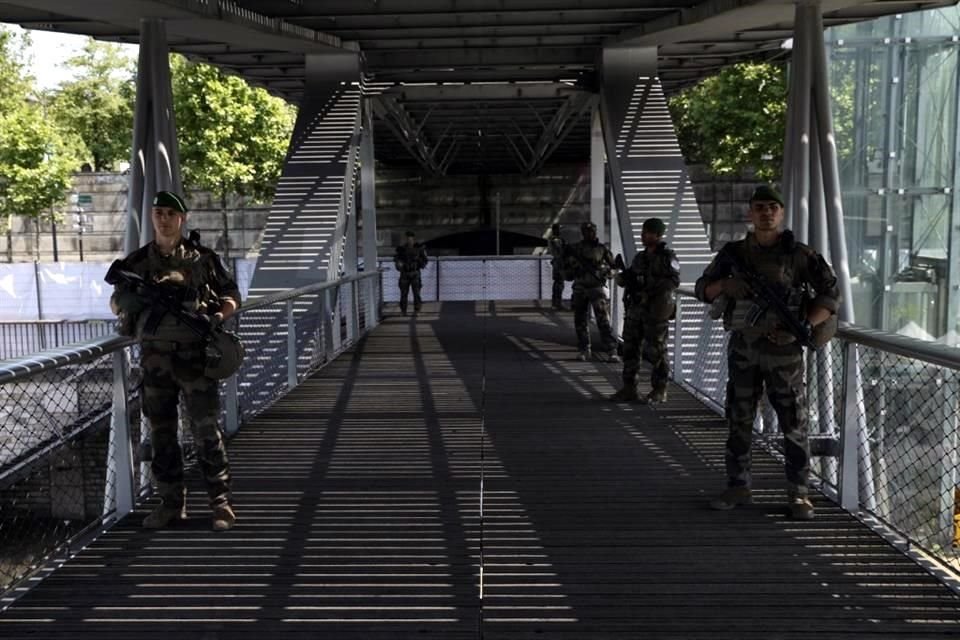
[3,301,960,639]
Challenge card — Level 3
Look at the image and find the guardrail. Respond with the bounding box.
[0,320,117,360]
[0,269,382,598]
[672,288,960,574]
[3,256,960,598]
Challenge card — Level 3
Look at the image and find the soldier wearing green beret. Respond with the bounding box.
[109,190,240,531]
[695,184,840,520]
[610,217,680,404]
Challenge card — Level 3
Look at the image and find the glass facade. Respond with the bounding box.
[828,10,960,339]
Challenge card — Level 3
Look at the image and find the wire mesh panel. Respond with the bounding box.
[438,259,487,301]
[378,260,438,303]
[485,258,542,300]
[0,353,119,594]
[673,295,729,408]
[857,346,960,556]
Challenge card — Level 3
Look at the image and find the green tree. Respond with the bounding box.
[171,54,295,257]
[49,38,135,171]
[668,63,788,180]
[0,28,81,237]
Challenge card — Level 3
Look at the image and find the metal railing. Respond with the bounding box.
[0,269,382,598]
[4,256,960,597]
[0,320,117,360]
[672,289,960,574]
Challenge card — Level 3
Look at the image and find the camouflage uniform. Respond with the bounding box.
[564,238,618,355]
[695,231,839,498]
[548,234,566,309]
[617,242,680,394]
[112,236,240,510]
[394,243,428,314]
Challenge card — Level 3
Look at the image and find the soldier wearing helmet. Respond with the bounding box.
[109,190,240,532]
[562,221,620,361]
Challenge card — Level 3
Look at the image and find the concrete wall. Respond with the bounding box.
[0,165,761,262]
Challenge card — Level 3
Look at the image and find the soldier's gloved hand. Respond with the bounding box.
[720,276,751,299]
[208,312,225,330]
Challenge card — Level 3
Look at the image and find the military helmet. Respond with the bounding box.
[642,217,666,235]
[204,329,246,379]
[580,221,597,233]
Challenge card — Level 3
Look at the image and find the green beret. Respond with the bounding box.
[642,217,666,235]
[750,184,784,207]
[153,191,188,213]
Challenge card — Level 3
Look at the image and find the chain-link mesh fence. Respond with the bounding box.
[0,271,383,601]
[673,289,960,572]
[0,340,136,595]
[855,344,960,557]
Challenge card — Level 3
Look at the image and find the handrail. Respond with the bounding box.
[0,335,134,385]
[0,270,383,385]
[238,269,381,314]
[675,288,960,372]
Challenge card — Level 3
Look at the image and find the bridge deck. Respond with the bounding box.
[3,301,960,639]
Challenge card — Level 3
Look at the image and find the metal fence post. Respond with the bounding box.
[224,373,240,437]
[839,340,861,511]
[104,348,135,519]
[286,299,297,390]
[349,281,359,341]
[672,298,683,380]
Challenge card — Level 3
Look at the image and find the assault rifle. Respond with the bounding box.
[722,250,819,349]
[564,248,623,285]
[105,260,216,338]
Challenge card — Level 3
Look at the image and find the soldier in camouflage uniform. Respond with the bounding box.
[394,230,428,315]
[695,185,839,520]
[110,191,241,531]
[610,218,680,404]
[563,221,620,362]
[548,223,566,310]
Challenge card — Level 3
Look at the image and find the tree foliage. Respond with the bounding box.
[171,54,296,204]
[50,39,135,171]
[0,28,82,220]
[668,62,788,180]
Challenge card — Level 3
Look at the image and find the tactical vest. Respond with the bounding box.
[621,243,679,320]
[565,240,613,289]
[722,236,809,336]
[126,238,229,343]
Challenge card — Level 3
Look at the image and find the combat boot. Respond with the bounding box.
[789,496,815,520]
[709,486,753,511]
[577,349,591,361]
[142,499,187,529]
[638,388,667,405]
[212,503,237,531]
[609,386,639,402]
[606,351,621,363]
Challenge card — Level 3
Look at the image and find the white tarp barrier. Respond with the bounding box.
[0,258,258,321]
[38,262,115,320]
[0,264,41,321]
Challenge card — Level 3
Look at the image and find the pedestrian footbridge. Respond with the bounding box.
[2,273,960,638]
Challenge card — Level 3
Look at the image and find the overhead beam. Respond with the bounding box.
[381,82,590,102]
[606,0,953,48]
[363,46,596,70]
[370,95,445,175]
[2,0,351,53]
[526,93,596,174]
